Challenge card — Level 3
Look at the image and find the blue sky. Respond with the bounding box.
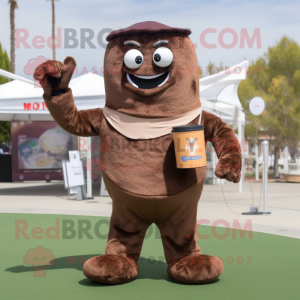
[0,0,300,79]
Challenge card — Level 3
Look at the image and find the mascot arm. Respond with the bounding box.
[202,110,242,183]
[34,57,102,137]
[44,88,102,137]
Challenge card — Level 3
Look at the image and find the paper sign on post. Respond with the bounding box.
[66,160,85,188]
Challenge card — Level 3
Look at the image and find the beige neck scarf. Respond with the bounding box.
[103,106,202,140]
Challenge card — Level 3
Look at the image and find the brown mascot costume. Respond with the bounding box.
[34,21,242,284]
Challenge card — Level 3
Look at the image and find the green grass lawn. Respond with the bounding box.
[1,213,299,300]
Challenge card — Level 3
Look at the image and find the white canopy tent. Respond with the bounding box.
[0,60,249,193]
[200,60,248,126]
[0,72,106,121]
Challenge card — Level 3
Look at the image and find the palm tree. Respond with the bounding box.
[8,0,18,74]
[47,0,59,60]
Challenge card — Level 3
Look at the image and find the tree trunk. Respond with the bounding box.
[52,0,56,60]
[273,145,280,178]
[10,3,15,74]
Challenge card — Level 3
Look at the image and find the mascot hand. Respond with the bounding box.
[33,57,76,96]
[215,157,241,183]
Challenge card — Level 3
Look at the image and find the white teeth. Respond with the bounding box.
[126,72,138,88]
[133,73,165,79]
[158,71,170,87]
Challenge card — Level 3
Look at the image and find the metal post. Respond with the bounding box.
[255,116,259,181]
[255,144,259,181]
[242,141,271,215]
[261,140,271,214]
[76,186,83,200]
[86,137,93,199]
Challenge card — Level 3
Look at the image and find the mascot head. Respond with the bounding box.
[104,21,200,118]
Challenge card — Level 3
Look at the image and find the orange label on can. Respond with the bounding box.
[173,129,207,169]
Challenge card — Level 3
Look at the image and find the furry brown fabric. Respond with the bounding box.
[34,57,76,97]
[167,255,224,284]
[202,110,242,183]
[102,171,205,264]
[33,21,242,285]
[32,86,241,195]
[83,255,139,284]
[104,33,200,118]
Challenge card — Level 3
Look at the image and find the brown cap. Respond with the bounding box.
[106,21,191,42]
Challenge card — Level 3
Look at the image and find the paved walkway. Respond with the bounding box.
[0,181,299,238]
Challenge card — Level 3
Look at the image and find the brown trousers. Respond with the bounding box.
[102,171,205,265]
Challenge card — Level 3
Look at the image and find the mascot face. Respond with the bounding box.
[104,31,201,118]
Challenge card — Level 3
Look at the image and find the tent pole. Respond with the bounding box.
[212,150,216,185]
[242,124,245,182]
[238,111,242,193]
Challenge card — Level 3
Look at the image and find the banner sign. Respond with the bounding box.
[11,121,78,181]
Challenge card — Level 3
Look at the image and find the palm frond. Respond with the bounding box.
[8,0,18,9]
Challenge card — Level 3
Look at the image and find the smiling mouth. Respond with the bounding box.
[126,71,170,89]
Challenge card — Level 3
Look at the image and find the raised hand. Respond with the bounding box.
[33,57,76,97]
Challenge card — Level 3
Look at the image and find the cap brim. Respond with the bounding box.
[106,24,191,42]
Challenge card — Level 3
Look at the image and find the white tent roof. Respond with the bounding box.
[0,73,105,121]
[69,72,106,97]
[200,60,248,125]
[0,61,248,124]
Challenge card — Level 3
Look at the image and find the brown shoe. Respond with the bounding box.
[83,255,139,284]
[167,255,223,284]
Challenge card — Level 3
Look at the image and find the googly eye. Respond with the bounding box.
[153,47,173,67]
[124,49,144,69]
